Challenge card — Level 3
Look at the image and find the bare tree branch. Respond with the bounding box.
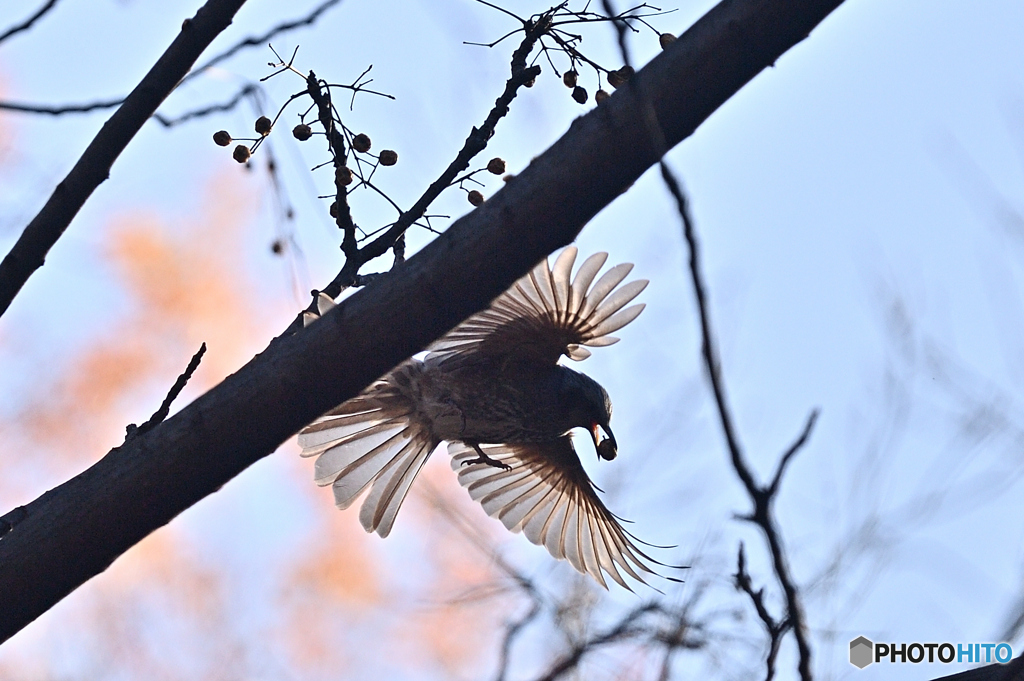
[527,595,704,681]
[0,0,343,118]
[735,543,792,681]
[0,0,60,46]
[0,0,847,643]
[767,409,819,497]
[418,481,549,681]
[0,97,126,116]
[494,600,543,681]
[660,161,750,481]
[661,157,819,681]
[531,602,663,681]
[0,0,251,318]
[600,0,633,67]
[181,0,343,86]
[153,84,259,127]
[319,16,549,298]
[126,343,208,440]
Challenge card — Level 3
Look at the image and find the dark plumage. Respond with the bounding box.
[299,247,664,588]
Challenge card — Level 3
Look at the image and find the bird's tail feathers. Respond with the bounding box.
[298,391,437,537]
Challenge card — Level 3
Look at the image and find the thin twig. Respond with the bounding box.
[735,543,792,681]
[125,343,207,440]
[600,0,633,67]
[182,0,343,85]
[316,19,547,300]
[471,0,524,22]
[767,410,819,497]
[0,98,126,116]
[3,342,206,539]
[0,0,342,118]
[494,600,543,681]
[303,71,357,254]
[0,0,60,45]
[530,602,662,681]
[153,84,259,127]
[662,161,751,488]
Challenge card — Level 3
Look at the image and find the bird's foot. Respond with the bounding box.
[463,445,512,471]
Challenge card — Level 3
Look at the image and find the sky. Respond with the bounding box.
[2,0,1024,679]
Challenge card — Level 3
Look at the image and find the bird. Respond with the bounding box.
[298,246,669,588]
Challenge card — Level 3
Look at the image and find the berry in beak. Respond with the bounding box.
[592,423,617,461]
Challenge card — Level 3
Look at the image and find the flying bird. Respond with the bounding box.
[298,247,669,588]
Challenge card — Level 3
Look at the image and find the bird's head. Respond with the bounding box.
[559,369,617,461]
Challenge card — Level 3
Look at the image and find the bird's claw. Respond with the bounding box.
[462,450,512,471]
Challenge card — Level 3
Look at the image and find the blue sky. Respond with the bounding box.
[2,0,1024,679]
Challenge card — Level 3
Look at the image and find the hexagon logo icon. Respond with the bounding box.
[850,636,874,669]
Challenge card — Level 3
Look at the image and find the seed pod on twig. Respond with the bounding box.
[335,166,354,186]
[571,86,588,104]
[255,116,273,136]
[467,190,484,207]
[213,130,232,147]
[487,158,506,175]
[292,124,313,141]
[232,145,251,163]
[379,150,398,166]
[352,133,371,153]
[607,66,634,89]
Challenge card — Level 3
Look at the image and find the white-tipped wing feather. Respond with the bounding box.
[449,438,665,589]
[427,246,647,367]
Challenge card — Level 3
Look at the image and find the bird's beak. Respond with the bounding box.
[593,423,617,461]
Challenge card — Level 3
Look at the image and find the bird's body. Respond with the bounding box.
[299,247,667,588]
[416,360,609,444]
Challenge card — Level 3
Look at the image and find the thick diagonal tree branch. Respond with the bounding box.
[0,0,249,318]
[0,0,847,642]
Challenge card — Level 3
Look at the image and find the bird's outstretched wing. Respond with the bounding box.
[449,438,668,589]
[427,246,648,368]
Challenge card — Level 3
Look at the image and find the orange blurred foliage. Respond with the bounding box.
[276,494,384,674]
[397,461,517,676]
[0,165,514,680]
[0,172,299,678]
[8,174,268,474]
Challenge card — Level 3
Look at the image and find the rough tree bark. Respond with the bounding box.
[0,0,847,642]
